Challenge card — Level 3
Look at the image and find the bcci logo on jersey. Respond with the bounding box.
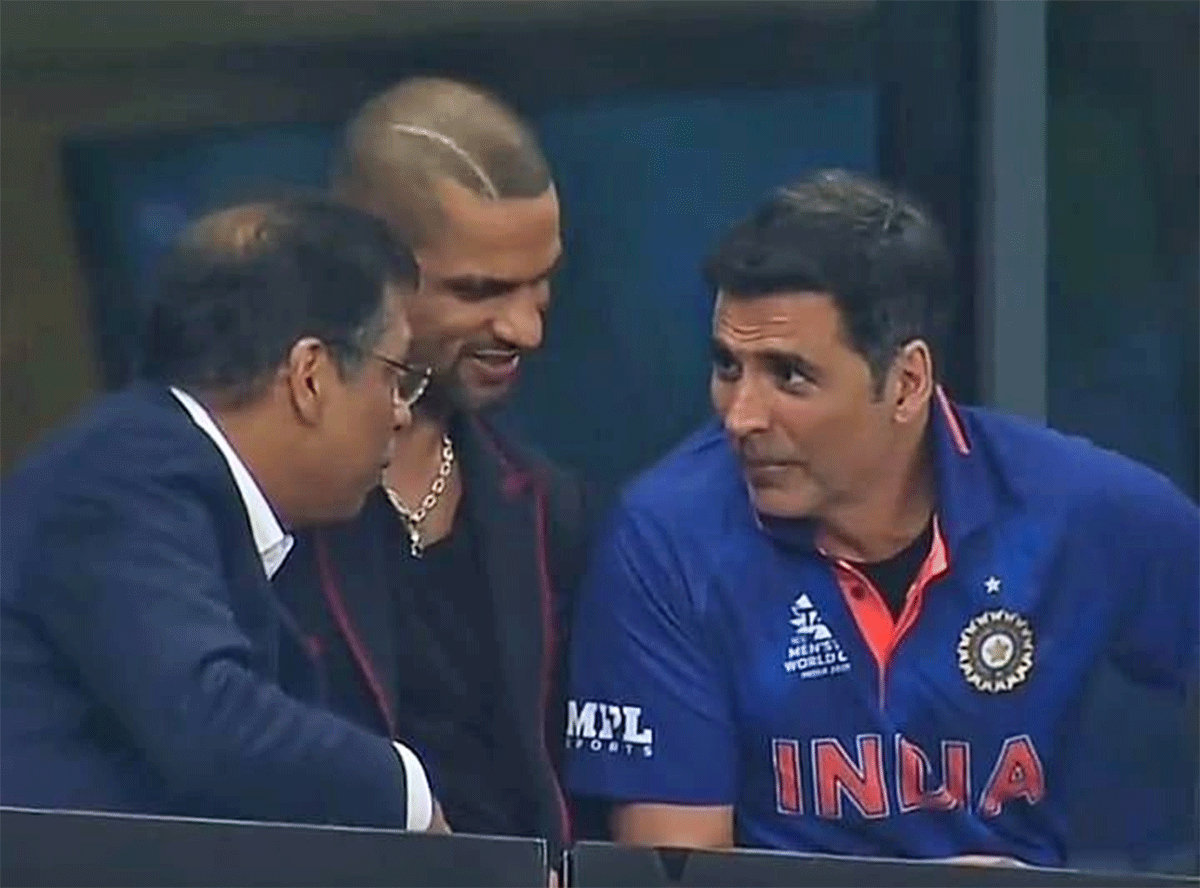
[566,700,654,757]
[784,593,850,679]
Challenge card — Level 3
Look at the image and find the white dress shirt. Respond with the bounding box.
[170,387,433,831]
[170,387,293,578]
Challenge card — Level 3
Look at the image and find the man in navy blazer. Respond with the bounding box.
[1,198,447,831]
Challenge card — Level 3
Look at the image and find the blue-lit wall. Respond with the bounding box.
[64,87,877,497]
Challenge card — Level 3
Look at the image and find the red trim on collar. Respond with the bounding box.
[936,385,971,455]
[829,517,950,709]
[458,415,573,840]
[468,416,534,498]
[533,488,573,844]
[313,531,396,736]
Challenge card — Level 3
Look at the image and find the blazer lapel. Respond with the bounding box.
[313,493,400,734]
[165,387,327,697]
[184,404,283,672]
[457,418,553,817]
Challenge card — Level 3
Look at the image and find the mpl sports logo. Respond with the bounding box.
[784,593,850,679]
[565,699,654,758]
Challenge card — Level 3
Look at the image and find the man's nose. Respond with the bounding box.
[492,287,546,351]
[392,398,412,430]
[721,377,771,439]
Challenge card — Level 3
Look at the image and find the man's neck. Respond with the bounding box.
[206,399,299,526]
[814,426,936,564]
[382,411,454,493]
[381,408,464,545]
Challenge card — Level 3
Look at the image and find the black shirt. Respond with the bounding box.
[380,491,525,834]
[850,519,935,621]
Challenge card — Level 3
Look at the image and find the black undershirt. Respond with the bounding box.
[379,492,526,835]
[849,519,935,621]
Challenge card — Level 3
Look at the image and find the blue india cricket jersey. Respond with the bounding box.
[566,391,1199,865]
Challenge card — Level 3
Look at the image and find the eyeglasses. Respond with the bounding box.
[371,351,432,408]
[323,339,432,408]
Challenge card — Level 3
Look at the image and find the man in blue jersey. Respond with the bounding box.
[565,170,1199,867]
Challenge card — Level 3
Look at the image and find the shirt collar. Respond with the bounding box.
[170,387,294,578]
[926,385,1004,551]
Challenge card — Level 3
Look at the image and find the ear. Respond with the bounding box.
[284,337,335,427]
[889,339,934,424]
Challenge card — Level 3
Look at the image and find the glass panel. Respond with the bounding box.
[1047,0,1199,500]
[1047,4,1198,875]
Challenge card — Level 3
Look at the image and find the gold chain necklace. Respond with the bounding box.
[381,434,455,557]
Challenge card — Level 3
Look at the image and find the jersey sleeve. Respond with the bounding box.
[565,498,736,805]
[1109,470,1200,696]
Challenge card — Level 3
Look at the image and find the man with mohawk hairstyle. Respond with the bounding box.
[276,78,593,856]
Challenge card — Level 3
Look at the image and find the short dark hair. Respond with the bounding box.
[140,198,417,403]
[704,169,955,389]
[331,77,552,246]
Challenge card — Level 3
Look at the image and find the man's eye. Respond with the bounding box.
[450,281,515,301]
[766,358,815,391]
[784,366,812,386]
[712,351,740,379]
[779,366,817,393]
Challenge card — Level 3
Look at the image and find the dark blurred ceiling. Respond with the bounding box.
[0,0,875,72]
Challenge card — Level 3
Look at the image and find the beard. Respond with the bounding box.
[412,367,463,418]
[411,338,522,417]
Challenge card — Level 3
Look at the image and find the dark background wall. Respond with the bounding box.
[2,0,981,498]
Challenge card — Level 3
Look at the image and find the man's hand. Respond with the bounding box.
[426,799,452,834]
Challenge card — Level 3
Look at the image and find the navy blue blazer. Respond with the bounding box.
[1,385,413,827]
